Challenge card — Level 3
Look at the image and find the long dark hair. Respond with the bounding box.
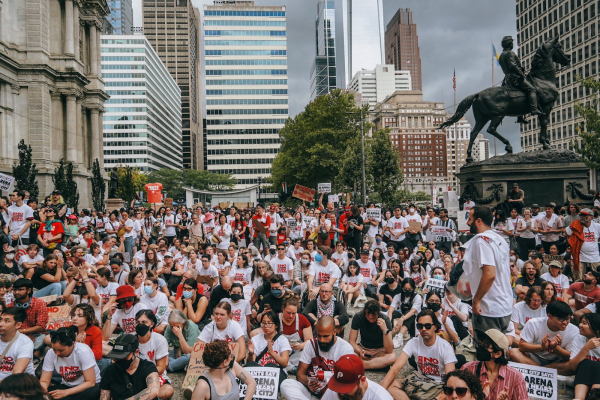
[582,313,600,338]
[350,205,360,218]
[401,278,417,303]
[0,373,49,400]
[442,370,486,400]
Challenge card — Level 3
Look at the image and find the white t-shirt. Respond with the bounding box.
[342,274,365,293]
[299,337,354,372]
[443,298,471,327]
[270,256,294,281]
[163,214,179,237]
[184,259,201,273]
[97,282,119,305]
[224,298,252,335]
[198,265,220,279]
[124,219,137,238]
[251,333,291,367]
[216,223,233,250]
[322,379,393,400]
[424,216,440,242]
[289,222,306,240]
[198,320,244,343]
[511,302,547,330]
[308,260,342,287]
[570,334,600,362]
[140,292,170,326]
[406,213,422,231]
[0,333,35,380]
[215,261,231,276]
[391,293,423,314]
[138,332,170,382]
[566,222,600,263]
[365,209,380,237]
[106,219,120,237]
[132,251,146,269]
[8,204,34,239]
[540,272,570,298]
[229,267,252,284]
[268,212,282,236]
[111,303,148,334]
[402,337,457,382]
[78,215,91,229]
[387,216,409,241]
[113,269,129,286]
[42,342,101,386]
[331,251,349,271]
[462,232,513,317]
[520,317,579,362]
[84,253,104,266]
[357,259,377,282]
[68,295,102,324]
[18,254,43,271]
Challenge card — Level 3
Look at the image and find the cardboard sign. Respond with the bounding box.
[253,218,267,235]
[219,202,230,209]
[328,194,339,203]
[0,173,15,192]
[39,295,58,304]
[408,220,422,232]
[430,225,450,238]
[287,218,297,230]
[508,362,557,400]
[318,183,331,193]
[292,184,316,202]
[424,278,448,298]
[196,275,216,288]
[543,254,565,267]
[234,202,250,210]
[164,198,173,208]
[366,208,381,221]
[182,342,238,396]
[47,305,71,330]
[239,367,280,399]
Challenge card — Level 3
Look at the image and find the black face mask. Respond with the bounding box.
[318,336,335,353]
[116,354,136,369]
[403,290,414,296]
[135,324,152,337]
[427,303,442,312]
[230,294,242,302]
[475,345,492,362]
[385,277,395,285]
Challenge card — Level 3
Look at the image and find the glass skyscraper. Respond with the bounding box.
[104,0,133,35]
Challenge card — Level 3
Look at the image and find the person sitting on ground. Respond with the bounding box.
[224,282,252,337]
[508,285,547,346]
[0,308,35,380]
[568,313,600,400]
[40,326,101,400]
[443,288,471,341]
[164,309,200,373]
[207,276,233,316]
[348,300,395,370]
[323,353,393,400]
[379,269,402,314]
[340,260,364,306]
[306,246,341,302]
[280,316,355,400]
[100,334,160,400]
[540,260,570,300]
[31,254,67,298]
[174,277,209,328]
[140,276,170,334]
[102,285,148,345]
[442,370,487,400]
[63,264,102,323]
[12,278,48,354]
[18,244,43,280]
[388,278,422,348]
[0,373,49,400]
[190,340,256,400]
[278,292,312,357]
[257,274,288,319]
[197,301,246,363]
[529,251,549,275]
[567,270,600,313]
[171,268,202,303]
[462,328,528,400]
[381,309,457,400]
[514,261,543,301]
[302,283,349,336]
[509,300,579,375]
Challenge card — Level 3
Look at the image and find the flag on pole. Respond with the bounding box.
[453,68,456,90]
[492,43,500,66]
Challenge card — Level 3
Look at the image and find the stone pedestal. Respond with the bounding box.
[105,198,125,212]
[456,149,593,207]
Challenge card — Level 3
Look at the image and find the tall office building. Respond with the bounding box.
[101,35,182,171]
[203,1,288,188]
[104,0,134,34]
[348,64,411,110]
[444,118,472,192]
[385,8,422,91]
[517,0,597,152]
[472,134,490,162]
[310,0,385,100]
[142,0,203,170]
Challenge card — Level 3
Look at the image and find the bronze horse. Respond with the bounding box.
[440,37,571,163]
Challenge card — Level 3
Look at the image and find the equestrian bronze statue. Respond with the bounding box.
[440,36,571,163]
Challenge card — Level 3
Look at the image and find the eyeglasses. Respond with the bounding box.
[117,297,134,304]
[416,323,434,330]
[320,290,332,294]
[261,322,274,327]
[554,315,572,323]
[530,298,542,303]
[442,386,469,397]
[141,244,148,247]
[277,248,285,251]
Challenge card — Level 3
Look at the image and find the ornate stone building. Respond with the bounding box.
[0,0,109,207]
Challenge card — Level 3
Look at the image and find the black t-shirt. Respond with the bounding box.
[379,284,403,307]
[100,359,158,400]
[346,216,364,238]
[207,285,231,315]
[32,268,54,290]
[350,312,392,350]
[0,260,19,276]
[258,292,285,314]
[29,211,40,243]
[516,276,543,289]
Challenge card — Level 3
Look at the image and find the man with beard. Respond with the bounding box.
[464,206,513,338]
[566,270,600,312]
[323,354,393,400]
[280,316,354,400]
[12,278,48,356]
[302,283,349,336]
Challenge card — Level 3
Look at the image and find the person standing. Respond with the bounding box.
[385,206,409,251]
[536,203,564,254]
[506,183,525,215]
[567,208,600,281]
[8,191,34,246]
[436,209,456,253]
[464,206,513,337]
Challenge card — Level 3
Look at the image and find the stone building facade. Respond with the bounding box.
[0,0,109,207]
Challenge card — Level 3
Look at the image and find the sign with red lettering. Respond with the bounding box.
[47,305,71,330]
[292,184,316,202]
[145,183,163,204]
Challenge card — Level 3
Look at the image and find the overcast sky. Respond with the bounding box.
[133,0,520,152]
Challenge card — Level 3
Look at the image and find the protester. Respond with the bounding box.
[302,283,349,335]
[541,260,570,300]
[0,307,35,380]
[537,203,564,254]
[509,286,547,345]
[140,275,170,333]
[514,260,543,300]
[323,354,393,400]
[442,370,487,400]
[348,300,395,370]
[102,285,147,339]
[0,373,49,400]
[569,313,600,400]
[197,301,246,362]
[567,207,600,281]
[566,270,600,312]
[12,278,47,353]
[224,282,252,337]
[388,277,422,347]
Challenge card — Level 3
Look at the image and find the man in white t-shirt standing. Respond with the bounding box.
[385,206,409,250]
[464,206,513,338]
[324,354,393,400]
[566,208,600,281]
[270,243,294,287]
[122,211,137,264]
[0,307,35,380]
[423,208,440,245]
[364,205,380,246]
[162,208,179,246]
[8,190,34,245]
[268,205,282,246]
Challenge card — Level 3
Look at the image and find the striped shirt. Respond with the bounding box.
[462,361,529,400]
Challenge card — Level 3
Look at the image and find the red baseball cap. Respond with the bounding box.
[327,354,365,394]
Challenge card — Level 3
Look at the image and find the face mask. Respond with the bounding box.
[427,303,442,312]
[409,208,415,213]
[376,238,381,243]
[301,259,310,265]
[417,243,422,247]
[230,294,242,302]
[314,254,323,263]
[403,289,414,296]
[182,291,193,299]
[135,323,152,336]
[271,288,282,297]
[269,249,276,255]
[6,254,14,260]
[116,354,136,369]
[510,256,516,262]
[433,275,444,280]
[384,277,395,284]
[144,286,153,295]
[318,336,335,353]
[475,344,492,362]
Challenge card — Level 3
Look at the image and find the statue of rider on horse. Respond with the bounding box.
[440,36,571,163]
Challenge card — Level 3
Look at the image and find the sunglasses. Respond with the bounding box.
[117,297,134,304]
[416,323,434,330]
[442,386,469,397]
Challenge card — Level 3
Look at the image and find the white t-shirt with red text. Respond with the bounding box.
[540,272,570,298]
[140,292,170,326]
[567,222,600,263]
[270,257,294,281]
[8,204,34,239]
[111,303,148,334]
[198,320,244,343]
[299,337,354,377]
[138,332,170,382]
[402,336,457,382]
[251,333,292,367]
[510,302,547,331]
[96,282,119,305]
[356,260,377,282]
[224,298,252,335]
[42,342,101,386]
[520,317,579,362]
[229,267,252,284]
[308,260,341,287]
[0,333,35,380]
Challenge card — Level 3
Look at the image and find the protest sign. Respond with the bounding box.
[543,254,565,267]
[328,194,339,203]
[317,183,331,193]
[47,305,71,330]
[287,218,297,230]
[182,342,238,399]
[239,367,280,399]
[424,278,448,298]
[292,184,316,202]
[164,198,173,208]
[431,225,450,238]
[0,173,15,192]
[366,208,381,220]
[39,295,58,304]
[508,362,557,400]
[219,202,230,209]
[408,220,422,232]
[303,216,316,226]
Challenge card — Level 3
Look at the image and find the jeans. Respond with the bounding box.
[124,236,135,262]
[97,357,112,374]
[168,349,191,372]
[48,383,100,400]
[365,284,378,300]
[33,281,66,298]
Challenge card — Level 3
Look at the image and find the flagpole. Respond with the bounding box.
[492,38,497,156]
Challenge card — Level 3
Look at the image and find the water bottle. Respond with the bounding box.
[317,371,334,382]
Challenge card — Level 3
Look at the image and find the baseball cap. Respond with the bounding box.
[68,215,77,220]
[115,285,136,301]
[530,252,543,259]
[549,260,563,269]
[475,328,509,356]
[269,245,276,250]
[360,249,370,255]
[590,270,600,281]
[51,190,61,195]
[106,334,139,360]
[532,203,540,208]
[164,252,173,258]
[327,354,365,394]
[512,183,519,188]
[580,208,594,216]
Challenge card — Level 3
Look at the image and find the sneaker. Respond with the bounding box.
[354,293,367,308]
[393,333,403,349]
[403,332,411,342]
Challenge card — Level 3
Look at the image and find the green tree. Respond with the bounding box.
[91,159,105,211]
[116,166,147,205]
[573,76,600,169]
[53,159,79,213]
[367,129,403,206]
[392,189,431,204]
[184,170,237,192]
[12,140,39,199]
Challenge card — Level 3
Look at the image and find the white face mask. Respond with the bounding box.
[6,254,14,260]
[301,259,310,265]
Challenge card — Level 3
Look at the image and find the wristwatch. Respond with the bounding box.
[385,329,392,335]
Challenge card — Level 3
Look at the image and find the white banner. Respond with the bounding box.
[366,208,381,221]
[317,183,331,193]
[286,218,297,229]
[508,362,557,400]
[0,173,15,192]
[328,194,339,203]
[303,216,316,226]
[430,225,450,238]
[238,367,280,399]
[424,278,447,298]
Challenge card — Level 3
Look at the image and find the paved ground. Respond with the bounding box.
[167,304,576,400]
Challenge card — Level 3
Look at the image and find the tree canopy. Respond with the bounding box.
[12,140,39,200]
[573,76,600,170]
[146,169,237,201]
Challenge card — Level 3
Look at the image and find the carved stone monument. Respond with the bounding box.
[105,167,124,212]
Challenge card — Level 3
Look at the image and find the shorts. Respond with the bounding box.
[358,343,388,359]
[528,351,557,367]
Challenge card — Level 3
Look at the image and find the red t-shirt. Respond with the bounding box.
[338,213,350,239]
[281,314,311,340]
[37,222,65,244]
[230,219,247,239]
[567,282,600,310]
[252,214,271,238]
[145,183,163,203]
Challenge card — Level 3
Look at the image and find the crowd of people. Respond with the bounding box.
[0,187,600,400]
